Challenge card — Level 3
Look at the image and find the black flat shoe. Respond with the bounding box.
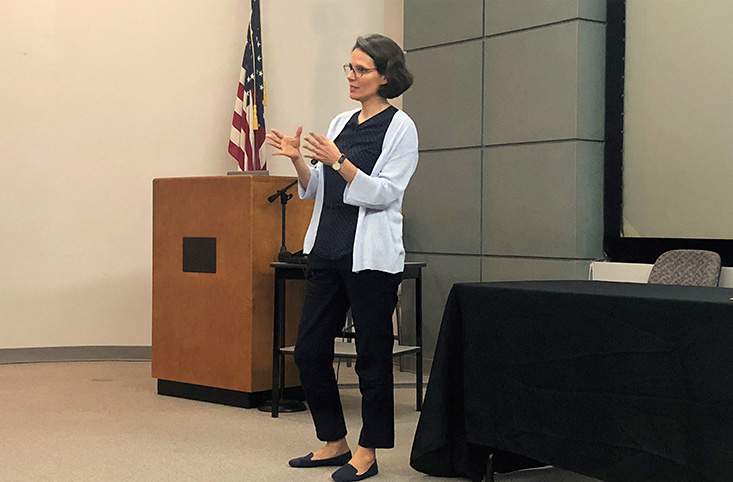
[331,461,378,481]
[288,451,352,468]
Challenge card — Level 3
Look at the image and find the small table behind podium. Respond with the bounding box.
[152,175,313,407]
[269,261,427,417]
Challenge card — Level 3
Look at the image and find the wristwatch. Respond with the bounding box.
[332,154,346,171]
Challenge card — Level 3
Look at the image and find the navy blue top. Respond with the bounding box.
[310,105,398,269]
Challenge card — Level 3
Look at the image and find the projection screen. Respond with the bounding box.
[622,0,733,239]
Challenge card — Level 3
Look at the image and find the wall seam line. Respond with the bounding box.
[480,0,486,282]
[406,17,606,53]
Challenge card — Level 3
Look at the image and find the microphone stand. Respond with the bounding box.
[267,180,301,262]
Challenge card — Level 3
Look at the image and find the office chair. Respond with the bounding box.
[647,249,722,287]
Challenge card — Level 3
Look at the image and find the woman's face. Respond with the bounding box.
[347,48,387,103]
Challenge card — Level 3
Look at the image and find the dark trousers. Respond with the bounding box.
[293,267,401,449]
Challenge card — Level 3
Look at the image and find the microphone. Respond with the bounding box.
[310,158,319,166]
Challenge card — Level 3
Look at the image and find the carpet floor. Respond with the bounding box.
[0,361,598,482]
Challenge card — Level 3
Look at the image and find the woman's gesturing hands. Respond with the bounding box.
[266,127,303,161]
[266,127,345,176]
[303,132,341,167]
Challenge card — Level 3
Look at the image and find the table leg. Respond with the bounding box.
[278,278,287,402]
[416,273,423,411]
[484,452,494,482]
[271,275,285,418]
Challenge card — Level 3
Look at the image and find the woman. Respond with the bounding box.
[266,34,417,482]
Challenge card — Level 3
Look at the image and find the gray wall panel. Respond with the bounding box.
[402,253,481,365]
[482,257,591,281]
[575,141,605,258]
[483,142,578,257]
[401,4,606,368]
[574,259,594,280]
[485,0,605,36]
[483,23,580,145]
[404,149,482,254]
[578,0,607,22]
[404,0,484,50]
[404,41,483,150]
[577,21,606,140]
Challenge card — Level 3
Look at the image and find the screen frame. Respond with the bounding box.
[603,0,733,266]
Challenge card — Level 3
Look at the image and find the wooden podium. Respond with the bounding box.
[152,175,313,407]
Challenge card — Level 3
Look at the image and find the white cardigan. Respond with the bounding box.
[298,108,419,273]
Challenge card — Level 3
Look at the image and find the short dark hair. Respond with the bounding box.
[353,34,413,99]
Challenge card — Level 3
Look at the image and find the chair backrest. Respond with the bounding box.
[647,249,722,287]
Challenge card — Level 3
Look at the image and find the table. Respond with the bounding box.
[270,261,427,418]
[410,280,733,482]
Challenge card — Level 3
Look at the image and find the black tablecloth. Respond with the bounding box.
[410,281,733,482]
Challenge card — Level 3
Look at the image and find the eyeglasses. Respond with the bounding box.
[343,63,378,77]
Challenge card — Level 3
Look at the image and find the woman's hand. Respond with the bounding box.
[266,127,303,162]
[303,132,341,166]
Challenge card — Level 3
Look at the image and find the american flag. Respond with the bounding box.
[229,0,267,171]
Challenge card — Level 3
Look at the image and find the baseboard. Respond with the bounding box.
[0,346,152,365]
[157,379,305,409]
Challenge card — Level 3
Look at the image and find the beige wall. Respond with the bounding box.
[265,1,403,175]
[1,1,398,349]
